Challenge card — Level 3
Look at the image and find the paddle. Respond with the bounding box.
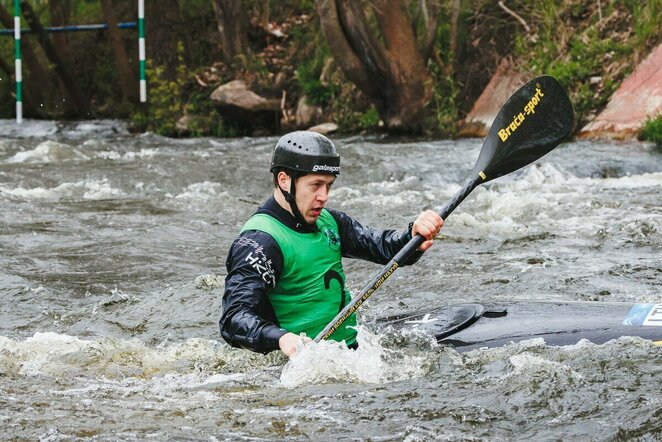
[314,75,574,343]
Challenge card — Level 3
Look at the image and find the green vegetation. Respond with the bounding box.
[131,56,239,138]
[296,56,338,107]
[130,61,183,137]
[511,0,662,128]
[640,115,662,145]
[0,0,660,138]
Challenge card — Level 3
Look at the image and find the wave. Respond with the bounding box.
[0,178,124,201]
[0,332,283,381]
[6,140,89,164]
[0,119,128,139]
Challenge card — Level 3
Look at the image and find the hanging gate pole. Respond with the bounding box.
[8,0,146,122]
[13,0,22,123]
[138,0,146,102]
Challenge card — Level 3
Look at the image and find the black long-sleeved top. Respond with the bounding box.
[219,196,422,353]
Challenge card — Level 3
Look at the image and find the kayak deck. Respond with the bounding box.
[377,301,662,351]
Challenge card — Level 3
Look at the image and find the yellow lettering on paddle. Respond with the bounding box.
[498,85,545,143]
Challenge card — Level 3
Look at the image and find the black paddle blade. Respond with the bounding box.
[472,75,574,182]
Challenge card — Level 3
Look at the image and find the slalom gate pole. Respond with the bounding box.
[6,1,146,121]
[14,0,22,123]
[138,0,146,102]
[0,22,137,35]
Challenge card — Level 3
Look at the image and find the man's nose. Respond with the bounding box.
[317,187,329,202]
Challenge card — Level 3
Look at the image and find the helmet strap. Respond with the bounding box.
[279,172,317,232]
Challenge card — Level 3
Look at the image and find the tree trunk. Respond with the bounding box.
[144,0,181,78]
[0,54,11,76]
[48,1,71,62]
[20,0,90,116]
[212,0,249,66]
[100,0,138,102]
[316,0,436,133]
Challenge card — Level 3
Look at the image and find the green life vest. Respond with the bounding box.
[240,210,357,345]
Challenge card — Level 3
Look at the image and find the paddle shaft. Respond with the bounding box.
[313,176,481,342]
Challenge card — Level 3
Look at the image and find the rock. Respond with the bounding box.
[210,80,281,130]
[457,58,526,138]
[295,96,323,128]
[175,115,193,135]
[307,122,338,135]
[579,42,662,140]
[210,80,280,112]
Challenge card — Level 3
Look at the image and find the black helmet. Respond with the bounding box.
[270,131,340,175]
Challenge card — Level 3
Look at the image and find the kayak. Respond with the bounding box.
[377,301,662,351]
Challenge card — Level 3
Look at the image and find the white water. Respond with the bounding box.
[1,120,661,440]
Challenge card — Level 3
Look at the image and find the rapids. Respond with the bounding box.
[1,120,660,440]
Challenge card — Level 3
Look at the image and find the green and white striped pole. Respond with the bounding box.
[14,0,22,123]
[138,0,146,102]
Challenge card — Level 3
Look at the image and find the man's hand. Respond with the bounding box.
[412,210,444,251]
[279,332,309,357]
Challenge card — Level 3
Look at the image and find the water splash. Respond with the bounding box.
[280,328,448,387]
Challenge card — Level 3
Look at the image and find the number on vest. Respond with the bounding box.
[324,270,347,313]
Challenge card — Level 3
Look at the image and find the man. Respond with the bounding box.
[220,131,443,357]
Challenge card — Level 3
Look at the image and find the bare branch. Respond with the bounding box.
[498,1,530,33]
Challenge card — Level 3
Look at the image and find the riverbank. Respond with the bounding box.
[1,2,660,141]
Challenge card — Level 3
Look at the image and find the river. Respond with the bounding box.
[1,120,660,441]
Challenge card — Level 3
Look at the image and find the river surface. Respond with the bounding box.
[1,120,660,441]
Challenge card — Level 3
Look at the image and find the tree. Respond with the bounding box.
[316,0,441,133]
[48,1,71,61]
[100,0,138,102]
[20,0,90,116]
[144,0,182,78]
[211,0,250,67]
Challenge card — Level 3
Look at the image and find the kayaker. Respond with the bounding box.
[219,130,443,357]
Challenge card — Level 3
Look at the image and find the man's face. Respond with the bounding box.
[294,173,336,224]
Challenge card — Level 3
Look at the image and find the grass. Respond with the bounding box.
[511,0,662,129]
[640,115,662,145]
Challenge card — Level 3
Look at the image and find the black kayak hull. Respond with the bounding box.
[377,301,662,352]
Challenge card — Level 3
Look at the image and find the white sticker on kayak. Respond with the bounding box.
[623,304,662,326]
[405,313,439,327]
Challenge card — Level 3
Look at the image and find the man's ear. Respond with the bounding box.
[277,171,291,192]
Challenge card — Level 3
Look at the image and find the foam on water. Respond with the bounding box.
[0,119,58,138]
[6,140,90,163]
[174,181,224,200]
[280,327,449,388]
[0,119,127,139]
[95,147,160,161]
[0,178,124,201]
[432,163,662,240]
[0,332,284,380]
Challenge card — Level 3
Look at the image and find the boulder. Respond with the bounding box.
[210,80,281,129]
[457,58,526,138]
[295,96,323,128]
[175,115,193,136]
[308,122,338,135]
[579,42,662,139]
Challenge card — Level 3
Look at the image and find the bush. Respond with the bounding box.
[640,115,662,145]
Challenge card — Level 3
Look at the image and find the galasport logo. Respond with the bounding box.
[312,164,340,173]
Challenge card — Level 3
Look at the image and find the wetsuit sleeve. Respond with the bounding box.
[327,209,424,265]
[219,231,287,354]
